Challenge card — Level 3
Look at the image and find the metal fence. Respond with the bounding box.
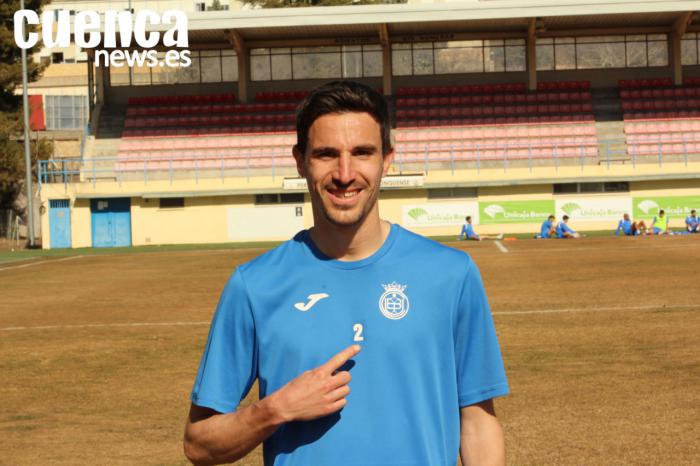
[38,137,700,187]
[0,209,20,242]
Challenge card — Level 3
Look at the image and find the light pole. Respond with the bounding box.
[20,0,36,247]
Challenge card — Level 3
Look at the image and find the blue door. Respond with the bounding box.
[49,199,72,248]
[91,198,131,248]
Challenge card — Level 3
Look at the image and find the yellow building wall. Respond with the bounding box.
[39,163,700,249]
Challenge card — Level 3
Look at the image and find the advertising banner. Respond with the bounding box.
[555,197,632,221]
[633,196,700,219]
[478,200,555,224]
[402,202,479,227]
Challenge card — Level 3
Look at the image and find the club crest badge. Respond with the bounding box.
[379,282,409,320]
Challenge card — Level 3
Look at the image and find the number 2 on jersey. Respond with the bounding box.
[353,323,364,342]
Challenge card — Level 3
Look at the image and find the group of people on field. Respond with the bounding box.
[614,209,700,236]
[458,209,700,241]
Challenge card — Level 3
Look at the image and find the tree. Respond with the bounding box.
[243,0,405,8]
[0,0,52,214]
[207,0,228,11]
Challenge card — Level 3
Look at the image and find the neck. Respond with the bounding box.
[309,207,390,262]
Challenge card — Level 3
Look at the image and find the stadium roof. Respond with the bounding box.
[173,0,700,47]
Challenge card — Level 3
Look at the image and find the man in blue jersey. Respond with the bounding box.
[459,216,503,241]
[184,81,509,466]
[556,215,580,239]
[459,216,480,241]
[686,209,699,233]
[615,213,647,236]
[536,214,557,239]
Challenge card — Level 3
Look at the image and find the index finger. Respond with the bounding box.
[320,344,361,374]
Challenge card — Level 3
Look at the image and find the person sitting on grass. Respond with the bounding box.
[458,216,504,241]
[459,216,481,241]
[686,209,699,234]
[650,209,671,235]
[556,215,580,239]
[536,215,557,239]
[615,213,647,236]
[536,214,556,239]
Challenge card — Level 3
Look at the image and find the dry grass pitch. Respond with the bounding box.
[1,235,699,465]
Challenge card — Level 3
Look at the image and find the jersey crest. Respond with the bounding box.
[379,282,410,320]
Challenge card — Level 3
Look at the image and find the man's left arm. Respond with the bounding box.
[459,399,505,466]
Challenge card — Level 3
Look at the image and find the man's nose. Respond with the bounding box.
[334,152,355,185]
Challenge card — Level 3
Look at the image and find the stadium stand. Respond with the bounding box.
[620,77,700,158]
[393,81,598,165]
[119,92,302,171]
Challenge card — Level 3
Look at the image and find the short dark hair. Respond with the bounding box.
[659,209,665,215]
[548,215,555,220]
[466,216,472,222]
[692,209,696,214]
[295,81,392,156]
[562,215,570,221]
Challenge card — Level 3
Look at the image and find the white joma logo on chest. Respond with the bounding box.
[294,293,329,312]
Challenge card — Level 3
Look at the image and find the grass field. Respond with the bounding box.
[1,235,699,465]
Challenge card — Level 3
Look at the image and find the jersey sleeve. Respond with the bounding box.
[453,259,509,407]
[190,269,258,413]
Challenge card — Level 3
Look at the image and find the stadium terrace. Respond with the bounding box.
[22,0,700,248]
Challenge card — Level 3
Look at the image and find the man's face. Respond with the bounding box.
[623,214,630,221]
[294,112,393,228]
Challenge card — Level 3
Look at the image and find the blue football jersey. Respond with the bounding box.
[540,220,553,237]
[191,224,509,466]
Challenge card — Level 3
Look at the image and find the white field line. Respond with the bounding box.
[472,242,700,255]
[0,255,83,272]
[4,304,698,332]
[0,321,210,332]
[493,303,699,316]
[494,240,509,253]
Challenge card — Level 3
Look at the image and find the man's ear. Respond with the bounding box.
[382,148,395,177]
[292,145,306,178]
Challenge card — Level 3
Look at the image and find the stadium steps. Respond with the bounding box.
[97,105,127,139]
[82,138,121,181]
[591,87,622,122]
[595,121,628,164]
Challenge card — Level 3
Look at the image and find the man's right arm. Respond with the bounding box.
[184,399,282,466]
[184,344,360,465]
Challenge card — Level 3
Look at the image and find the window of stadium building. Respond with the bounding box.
[110,50,237,86]
[250,45,382,81]
[159,197,185,209]
[682,33,700,66]
[553,182,630,194]
[392,40,527,76]
[427,187,478,199]
[45,95,89,130]
[536,35,668,70]
[255,193,305,204]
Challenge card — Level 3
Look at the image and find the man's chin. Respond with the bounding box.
[321,206,366,227]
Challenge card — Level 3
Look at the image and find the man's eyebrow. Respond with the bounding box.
[352,144,378,153]
[310,146,340,156]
